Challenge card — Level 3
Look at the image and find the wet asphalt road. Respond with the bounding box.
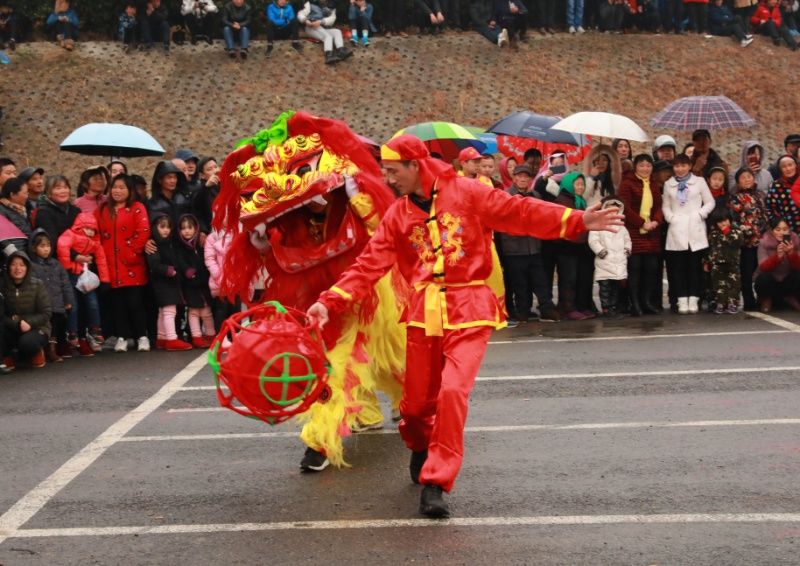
[1,310,800,565]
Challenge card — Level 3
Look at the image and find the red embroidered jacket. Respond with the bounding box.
[319,176,586,335]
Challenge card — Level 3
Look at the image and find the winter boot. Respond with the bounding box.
[336,46,353,60]
[419,485,449,518]
[677,297,689,314]
[688,296,699,314]
[46,340,63,363]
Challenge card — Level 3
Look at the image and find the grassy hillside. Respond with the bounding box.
[2,31,798,180]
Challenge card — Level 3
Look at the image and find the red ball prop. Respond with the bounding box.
[209,301,330,425]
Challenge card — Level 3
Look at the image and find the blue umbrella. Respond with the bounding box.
[488,111,588,146]
[465,127,498,154]
[60,123,165,158]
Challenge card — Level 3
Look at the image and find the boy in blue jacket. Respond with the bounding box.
[266,0,302,56]
[46,0,79,50]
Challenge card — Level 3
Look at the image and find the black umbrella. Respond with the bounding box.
[488,111,588,146]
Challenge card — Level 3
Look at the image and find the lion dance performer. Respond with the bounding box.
[213,110,407,472]
[307,135,623,518]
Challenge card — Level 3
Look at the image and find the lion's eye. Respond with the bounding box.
[296,164,312,176]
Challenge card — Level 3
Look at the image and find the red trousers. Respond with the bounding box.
[399,325,492,492]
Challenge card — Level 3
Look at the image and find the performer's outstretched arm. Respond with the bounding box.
[466,181,623,239]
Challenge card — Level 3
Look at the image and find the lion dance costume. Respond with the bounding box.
[212,110,407,468]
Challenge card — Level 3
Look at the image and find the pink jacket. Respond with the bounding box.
[204,230,234,298]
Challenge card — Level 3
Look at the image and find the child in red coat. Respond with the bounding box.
[57,212,111,355]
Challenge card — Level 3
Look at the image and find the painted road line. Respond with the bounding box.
[6,513,800,539]
[177,366,800,392]
[120,418,800,442]
[172,365,800,395]
[0,353,209,546]
[748,311,800,332]
[488,329,790,345]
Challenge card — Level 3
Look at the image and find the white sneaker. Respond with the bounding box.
[114,337,128,352]
[498,28,509,47]
[688,296,699,314]
[569,26,576,34]
[677,297,689,314]
[577,26,585,34]
[87,335,103,352]
[740,37,754,47]
[137,336,151,352]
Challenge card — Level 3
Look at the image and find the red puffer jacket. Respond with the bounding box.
[96,202,151,288]
[57,212,111,282]
[751,2,781,27]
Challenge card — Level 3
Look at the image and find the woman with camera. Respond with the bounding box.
[754,217,800,312]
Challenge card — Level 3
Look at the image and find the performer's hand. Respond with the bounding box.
[344,174,359,198]
[307,302,329,330]
[582,202,624,233]
[249,222,271,251]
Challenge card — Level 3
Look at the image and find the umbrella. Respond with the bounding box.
[392,121,486,162]
[551,112,649,143]
[60,123,165,158]
[488,111,589,146]
[650,95,756,131]
[465,127,498,154]
[0,215,25,241]
[357,134,379,148]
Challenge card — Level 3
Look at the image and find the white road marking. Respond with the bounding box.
[476,366,800,382]
[488,329,789,345]
[0,353,209,546]
[172,365,800,396]
[748,311,800,332]
[7,513,800,539]
[119,417,800,443]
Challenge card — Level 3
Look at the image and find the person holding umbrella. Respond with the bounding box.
[305,134,623,518]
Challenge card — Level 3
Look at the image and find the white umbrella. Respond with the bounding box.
[551,112,649,143]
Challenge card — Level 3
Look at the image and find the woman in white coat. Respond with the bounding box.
[662,153,716,313]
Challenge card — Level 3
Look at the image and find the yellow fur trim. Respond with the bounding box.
[349,193,380,235]
[298,273,405,467]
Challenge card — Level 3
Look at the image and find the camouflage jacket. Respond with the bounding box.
[708,226,743,267]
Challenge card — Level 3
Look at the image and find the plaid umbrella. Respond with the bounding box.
[392,122,487,162]
[650,96,756,131]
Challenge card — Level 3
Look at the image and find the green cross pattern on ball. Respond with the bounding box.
[259,352,316,407]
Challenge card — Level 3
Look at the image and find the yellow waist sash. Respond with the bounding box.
[414,279,487,337]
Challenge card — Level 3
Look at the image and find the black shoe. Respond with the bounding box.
[300,447,329,472]
[228,49,236,59]
[336,47,353,60]
[291,41,303,53]
[205,36,213,45]
[410,449,427,484]
[419,484,449,518]
[240,48,248,59]
[266,44,274,57]
[191,36,198,45]
[324,50,338,64]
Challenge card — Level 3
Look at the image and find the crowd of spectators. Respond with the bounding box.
[0,128,798,372]
[1,0,798,55]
